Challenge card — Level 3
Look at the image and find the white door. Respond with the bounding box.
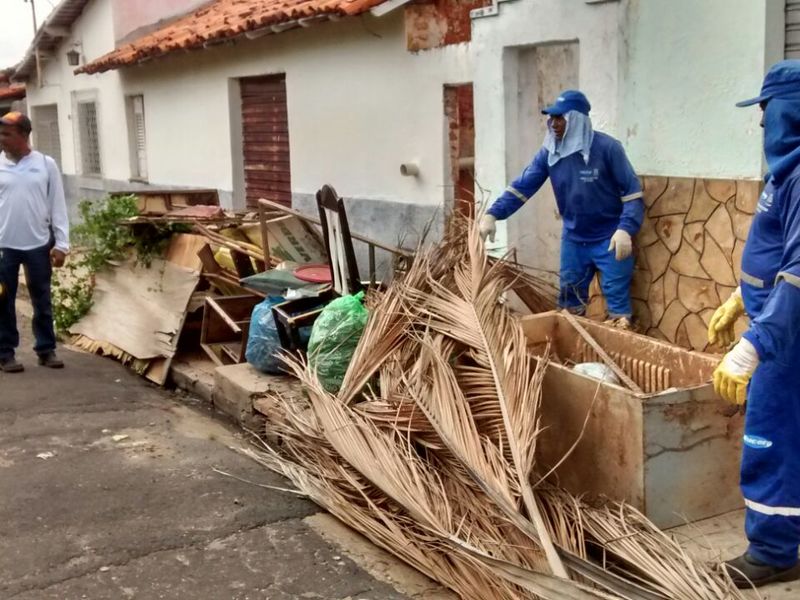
[504,42,579,280]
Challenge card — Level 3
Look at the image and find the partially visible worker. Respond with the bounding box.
[0,111,69,373]
[479,90,644,328]
[709,60,800,588]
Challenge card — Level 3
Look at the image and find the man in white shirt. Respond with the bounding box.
[0,111,69,372]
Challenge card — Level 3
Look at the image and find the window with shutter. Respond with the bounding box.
[77,101,102,176]
[127,95,148,181]
[32,104,62,170]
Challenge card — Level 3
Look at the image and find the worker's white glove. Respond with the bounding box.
[608,229,633,261]
[479,214,497,243]
[713,337,760,405]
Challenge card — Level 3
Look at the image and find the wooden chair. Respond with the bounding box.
[271,185,362,351]
[316,184,364,296]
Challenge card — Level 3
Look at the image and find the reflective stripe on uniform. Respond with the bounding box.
[776,271,800,289]
[742,271,766,289]
[506,186,528,203]
[621,191,643,202]
[745,498,800,517]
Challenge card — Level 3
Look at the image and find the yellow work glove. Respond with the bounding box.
[708,287,745,347]
[713,338,759,405]
[479,214,497,243]
[608,229,633,260]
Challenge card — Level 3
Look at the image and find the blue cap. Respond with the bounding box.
[542,90,591,116]
[737,60,800,107]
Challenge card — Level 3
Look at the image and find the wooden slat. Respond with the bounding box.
[242,161,291,172]
[243,133,290,144]
[242,111,288,123]
[562,312,644,395]
[242,124,289,134]
[247,184,291,195]
[242,141,290,151]
[242,171,292,184]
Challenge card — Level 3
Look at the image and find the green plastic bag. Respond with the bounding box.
[308,291,368,393]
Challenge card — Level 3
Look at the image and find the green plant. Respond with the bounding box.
[51,194,186,333]
[51,269,94,333]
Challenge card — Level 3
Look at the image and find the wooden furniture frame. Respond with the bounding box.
[200,295,262,366]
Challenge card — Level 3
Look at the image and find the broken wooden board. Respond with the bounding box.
[165,233,207,273]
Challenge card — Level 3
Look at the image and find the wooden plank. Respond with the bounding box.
[206,297,241,335]
[249,192,292,205]
[242,122,287,131]
[242,111,288,123]
[243,133,290,144]
[165,234,207,271]
[197,243,221,274]
[246,185,291,196]
[231,249,255,279]
[561,311,644,395]
[242,161,291,172]
[243,171,292,183]
[242,142,291,153]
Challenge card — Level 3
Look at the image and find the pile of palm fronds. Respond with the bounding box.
[244,217,751,600]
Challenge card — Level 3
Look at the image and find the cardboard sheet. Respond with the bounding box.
[69,259,199,363]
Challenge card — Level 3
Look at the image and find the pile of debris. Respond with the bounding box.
[245,217,748,600]
[67,189,328,383]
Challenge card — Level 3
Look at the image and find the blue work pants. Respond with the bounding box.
[558,236,634,318]
[741,340,800,568]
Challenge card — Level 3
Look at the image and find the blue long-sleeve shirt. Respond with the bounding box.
[487,132,644,243]
[742,165,800,362]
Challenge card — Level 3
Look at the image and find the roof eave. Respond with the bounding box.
[77,11,344,75]
[12,0,92,81]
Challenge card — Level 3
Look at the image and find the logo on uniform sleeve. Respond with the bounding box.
[757,193,774,214]
[743,434,773,449]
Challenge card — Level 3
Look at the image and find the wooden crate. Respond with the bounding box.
[200,295,261,366]
[521,311,743,528]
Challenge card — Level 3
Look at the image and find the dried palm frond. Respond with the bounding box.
[253,213,754,600]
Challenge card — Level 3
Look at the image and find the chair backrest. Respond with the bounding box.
[316,185,363,296]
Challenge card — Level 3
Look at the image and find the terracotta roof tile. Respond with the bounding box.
[0,84,26,101]
[78,0,390,75]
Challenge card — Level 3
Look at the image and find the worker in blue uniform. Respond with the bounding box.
[479,90,644,328]
[710,60,800,588]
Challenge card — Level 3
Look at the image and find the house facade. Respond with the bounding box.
[12,0,794,349]
[16,0,473,246]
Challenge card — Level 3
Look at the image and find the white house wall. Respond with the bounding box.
[123,13,470,207]
[471,0,622,276]
[121,11,471,255]
[620,0,783,179]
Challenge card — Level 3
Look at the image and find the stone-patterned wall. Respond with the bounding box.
[588,177,761,353]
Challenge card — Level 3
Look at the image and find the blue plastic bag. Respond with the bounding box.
[245,296,286,374]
